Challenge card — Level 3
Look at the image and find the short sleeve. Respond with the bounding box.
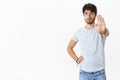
[102,36,107,46]
[72,28,82,42]
[72,32,78,41]
[101,28,109,46]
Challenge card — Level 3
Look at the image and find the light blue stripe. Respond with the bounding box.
[72,27,106,72]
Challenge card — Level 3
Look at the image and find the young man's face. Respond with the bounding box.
[83,10,96,24]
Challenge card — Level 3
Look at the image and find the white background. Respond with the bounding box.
[0,0,119,80]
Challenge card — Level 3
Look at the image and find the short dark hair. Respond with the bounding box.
[82,3,97,15]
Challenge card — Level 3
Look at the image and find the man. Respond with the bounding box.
[67,3,109,80]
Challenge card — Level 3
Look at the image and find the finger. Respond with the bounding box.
[98,15,104,23]
[101,18,105,23]
[97,15,101,23]
[100,17,102,22]
[99,15,103,22]
[97,15,100,22]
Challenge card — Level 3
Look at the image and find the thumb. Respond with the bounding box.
[94,24,97,27]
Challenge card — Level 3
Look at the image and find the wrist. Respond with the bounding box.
[75,56,83,64]
[75,58,79,64]
[101,28,106,34]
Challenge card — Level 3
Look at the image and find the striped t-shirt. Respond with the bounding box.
[72,27,106,72]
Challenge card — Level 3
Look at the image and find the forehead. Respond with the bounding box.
[84,10,94,13]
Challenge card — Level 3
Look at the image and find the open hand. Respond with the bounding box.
[95,15,106,33]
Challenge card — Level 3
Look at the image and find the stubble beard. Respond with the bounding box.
[85,18,95,24]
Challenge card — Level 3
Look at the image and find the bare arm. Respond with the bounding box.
[67,39,83,64]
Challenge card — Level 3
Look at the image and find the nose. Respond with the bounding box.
[87,14,90,18]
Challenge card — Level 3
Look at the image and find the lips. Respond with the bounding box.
[87,18,91,20]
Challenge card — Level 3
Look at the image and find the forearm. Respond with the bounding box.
[67,48,78,61]
[67,47,84,64]
[67,39,83,64]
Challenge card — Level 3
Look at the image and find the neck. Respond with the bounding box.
[85,23,95,29]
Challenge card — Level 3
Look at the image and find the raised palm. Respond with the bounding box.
[95,15,106,29]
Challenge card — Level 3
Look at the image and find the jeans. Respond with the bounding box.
[79,69,106,80]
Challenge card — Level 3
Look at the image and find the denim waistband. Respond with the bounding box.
[80,69,105,74]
